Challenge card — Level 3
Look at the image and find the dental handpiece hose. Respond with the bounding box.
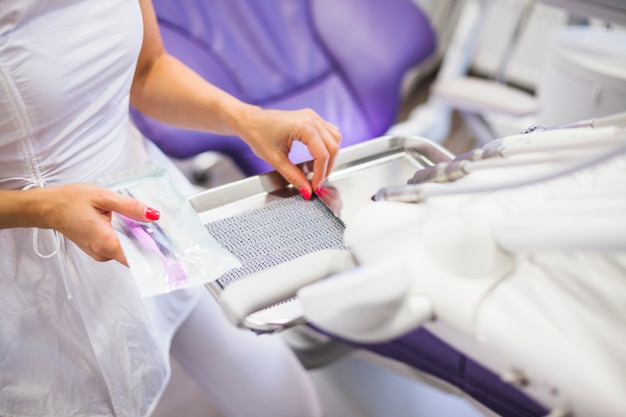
[373,141,626,203]
[520,111,626,134]
[410,126,625,184]
[484,125,624,155]
[408,153,579,185]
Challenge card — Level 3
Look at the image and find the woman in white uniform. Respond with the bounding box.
[0,1,340,416]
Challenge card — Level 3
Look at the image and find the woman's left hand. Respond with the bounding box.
[236,106,342,199]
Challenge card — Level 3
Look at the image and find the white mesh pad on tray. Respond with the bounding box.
[204,195,351,289]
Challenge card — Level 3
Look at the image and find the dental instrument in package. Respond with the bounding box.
[96,165,240,297]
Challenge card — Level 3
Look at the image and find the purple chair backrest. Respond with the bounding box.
[131,0,436,175]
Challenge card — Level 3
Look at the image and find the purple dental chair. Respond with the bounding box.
[130,0,436,175]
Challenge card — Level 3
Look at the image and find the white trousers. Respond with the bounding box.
[170,291,323,417]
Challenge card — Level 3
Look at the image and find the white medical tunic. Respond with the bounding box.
[0,1,202,416]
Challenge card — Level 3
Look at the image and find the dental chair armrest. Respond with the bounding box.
[219,249,356,327]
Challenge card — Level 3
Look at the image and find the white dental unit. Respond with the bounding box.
[156,1,626,416]
[191,116,625,416]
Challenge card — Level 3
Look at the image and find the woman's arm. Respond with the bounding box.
[0,184,159,265]
[130,0,341,197]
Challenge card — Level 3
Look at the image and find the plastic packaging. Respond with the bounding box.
[96,165,241,297]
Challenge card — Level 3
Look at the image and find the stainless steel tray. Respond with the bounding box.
[188,135,453,332]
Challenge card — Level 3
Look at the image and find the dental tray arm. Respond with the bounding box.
[297,259,434,343]
[219,249,356,328]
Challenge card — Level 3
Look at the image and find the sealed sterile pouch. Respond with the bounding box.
[96,165,241,297]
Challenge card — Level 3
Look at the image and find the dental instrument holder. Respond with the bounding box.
[373,112,626,202]
[189,135,453,334]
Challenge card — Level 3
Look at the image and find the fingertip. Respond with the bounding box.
[299,187,312,200]
[314,185,330,197]
[106,191,158,223]
[118,254,129,268]
[144,207,160,221]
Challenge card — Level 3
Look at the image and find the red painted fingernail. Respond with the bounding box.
[299,188,311,200]
[145,207,160,221]
[314,187,321,195]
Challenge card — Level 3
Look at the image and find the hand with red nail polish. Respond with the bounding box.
[233,107,341,202]
[0,183,159,266]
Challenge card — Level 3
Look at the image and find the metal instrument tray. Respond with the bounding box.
[188,135,453,332]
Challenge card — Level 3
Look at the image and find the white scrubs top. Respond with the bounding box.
[0,1,202,415]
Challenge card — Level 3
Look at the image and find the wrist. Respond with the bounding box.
[222,102,262,138]
[28,188,57,230]
[0,188,54,229]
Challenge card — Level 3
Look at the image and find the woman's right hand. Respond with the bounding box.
[0,183,160,265]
